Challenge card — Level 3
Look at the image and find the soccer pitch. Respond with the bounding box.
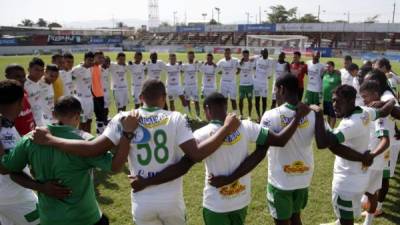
[0,53,399,225]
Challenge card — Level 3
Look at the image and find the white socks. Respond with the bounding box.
[363,213,374,225]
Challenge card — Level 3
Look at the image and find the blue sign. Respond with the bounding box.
[90,37,106,44]
[107,37,122,44]
[310,47,332,57]
[0,38,17,46]
[238,24,276,32]
[177,25,205,33]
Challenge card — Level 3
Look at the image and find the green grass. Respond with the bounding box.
[1,53,400,225]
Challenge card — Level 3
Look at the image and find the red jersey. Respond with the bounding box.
[290,62,308,89]
[14,92,36,135]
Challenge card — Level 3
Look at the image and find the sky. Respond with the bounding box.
[0,0,398,28]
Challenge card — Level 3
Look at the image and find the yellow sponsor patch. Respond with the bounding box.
[283,160,310,174]
[219,180,246,197]
[140,114,170,129]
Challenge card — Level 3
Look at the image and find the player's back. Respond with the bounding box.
[71,65,92,98]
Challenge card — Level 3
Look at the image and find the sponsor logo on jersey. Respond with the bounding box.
[132,126,151,144]
[219,180,246,197]
[223,130,241,145]
[283,160,310,174]
[139,114,169,128]
[360,112,370,126]
[280,115,309,128]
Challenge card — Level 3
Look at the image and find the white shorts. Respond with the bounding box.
[365,170,383,194]
[389,144,400,177]
[202,87,217,98]
[254,83,268,98]
[332,191,363,220]
[113,88,129,109]
[77,96,94,123]
[184,85,199,101]
[220,83,237,99]
[167,86,183,100]
[132,200,186,225]
[0,200,39,225]
[132,86,142,104]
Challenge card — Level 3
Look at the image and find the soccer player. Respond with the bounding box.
[322,61,341,128]
[182,51,201,119]
[375,58,400,98]
[128,52,146,109]
[238,49,255,118]
[200,53,218,98]
[4,64,35,135]
[340,55,353,86]
[59,53,75,96]
[71,51,94,133]
[92,51,108,134]
[1,95,138,225]
[359,81,391,225]
[217,48,240,113]
[147,52,167,81]
[165,53,188,112]
[102,56,111,122]
[30,79,241,225]
[51,53,64,101]
[39,64,59,125]
[25,57,45,126]
[253,49,274,118]
[304,51,325,105]
[348,64,363,106]
[109,52,129,112]
[0,80,40,225]
[271,52,290,109]
[290,51,307,101]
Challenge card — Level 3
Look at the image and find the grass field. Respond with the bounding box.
[1,52,400,225]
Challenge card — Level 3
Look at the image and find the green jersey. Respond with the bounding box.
[322,71,341,101]
[1,124,113,225]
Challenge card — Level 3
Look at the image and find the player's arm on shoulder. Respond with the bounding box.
[374,99,396,118]
[309,105,330,149]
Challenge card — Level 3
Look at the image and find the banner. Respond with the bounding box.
[238,24,276,32]
[0,38,17,46]
[177,25,205,33]
[48,35,82,45]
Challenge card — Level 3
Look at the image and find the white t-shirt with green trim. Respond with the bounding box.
[254,57,275,86]
[368,117,389,171]
[193,120,268,213]
[103,107,194,203]
[261,103,316,190]
[332,106,378,193]
[217,58,239,85]
[238,61,255,86]
[182,63,199,87]
[306,61,325,92]
[71,65,92,99]
[109,63,128,90]
[380,90,397,170]
[200,63,217,89]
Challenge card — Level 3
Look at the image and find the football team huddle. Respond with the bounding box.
[0,48,399,225]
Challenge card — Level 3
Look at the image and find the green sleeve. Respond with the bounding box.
[331,131,345,144]
[256,128,269,145]
[375,129,389,138]
[1,138,29,172]
[84,152,113,172]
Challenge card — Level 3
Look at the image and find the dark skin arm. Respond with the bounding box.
[311,105,330,149]
[375,99,396,118]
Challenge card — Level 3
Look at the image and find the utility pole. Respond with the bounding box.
[259,6,262,24]
[202,13,207,23]
[317,5,320,21]
[246,12,250,24]
[347,11,350,23]
[393,2,396,23]
[215,7,221,23]
[173,11,177,25]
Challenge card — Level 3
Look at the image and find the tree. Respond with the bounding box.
[334,20,347,23]
[19,19,34,27]
[365,14,379,23]
[36,18,47,27]
[116,22,125,28]
[209,19,218,25]
[298,13,320,23]
[48,22,62,28]
[160,21,171,27]
[267,5,297,23]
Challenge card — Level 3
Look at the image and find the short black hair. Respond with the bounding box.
[140,79,166,102]
[51,54,63,62]
[94,51,104,57]
[348,63,359,72]
[28,57,45,68]
[169,53,176,57]
[135,51,142,56]
[293,51,301,57]
[5,64,25,77]
[224,48,231,52]
[63,53,74,60]
[367,69,393,96]
[327,61,335,67]
[117,52,126,58]
[262,48,269,54]
[187,51,194,55]
[54,96,82,117]
[275,73,299,94]
[0,80,24,105]
[46,64,59,73]
[203,92,227,109]
[344,55,352,61]
[242,49,250,54]
[333,85,357,101]
[376,57,391,70]
[84,51,95,59]
[207,53,213,57]
[360,80,380,94]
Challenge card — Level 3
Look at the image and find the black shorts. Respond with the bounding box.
[93,97,107,122]
[323,101,336,117]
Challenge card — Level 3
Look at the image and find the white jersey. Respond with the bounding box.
[306,61,325,92]
[200,63,217,89]
[0,123,37,205]
[166,63,182,87]
[368,117,389,171]
[261,103,316,190]
[109,63,128,90]
[239,61,255,86]
[101,67,110,95]
[217,58,239,85]
[38,80,55,125]
[332,106,378,193]
[194,120,268,213]
[340,68,353,86]
[71,65,92,99]
[275,61,290,82]
[254,58,274,85]
[59,70,74,96]
[182,63,199,86]
[147,60,167,81]
[129,63,146,87]
[103,107,194,203]
[353,77,364,106]
[24,77,44,126]
[381,91,398,168]
[387,72,400,93]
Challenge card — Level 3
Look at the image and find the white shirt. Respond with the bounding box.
[239,61,255,86]
[193,120,268,212]
[59,70,74,96]
[166,63,182,87]
[340,68,353,86]
[147,60,167,81]
[109,63,128,90]
[24,77,44,126]
[254,57,275,86]
[200,63,217,89]
[381,90,398,171]
[353,77,364,106]
[306,61,325,92]
[217,58,239,85]
[387,72,400,93]
[182,63,199,86]
[101,67,110,95]
[71,65,92,99]
[275,61,290,82]
[332,106,378,193]
[261,103,316,190]
[103,107,194,203]
[39,80,55,125]
[129,63,146,95]
[368,117,389,171]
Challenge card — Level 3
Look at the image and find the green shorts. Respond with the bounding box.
[239,85,253,99]
[203,207,247,225]
[304,90,320,105]
[383,169,391,179]
[267,183,309,220]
